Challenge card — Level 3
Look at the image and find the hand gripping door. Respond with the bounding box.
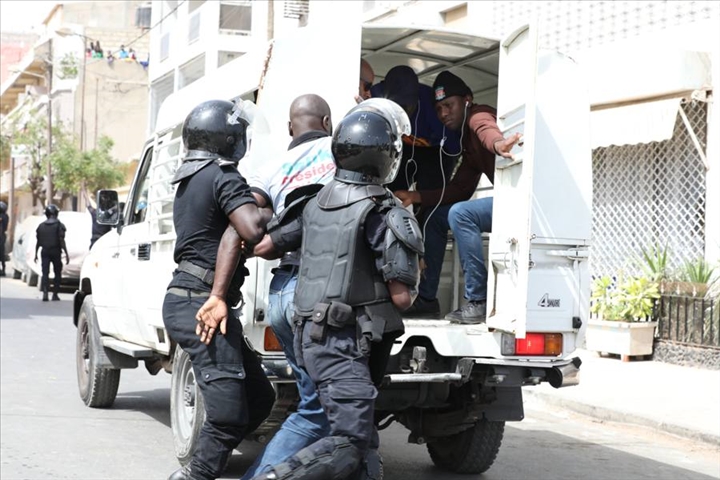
[487,22,592,344]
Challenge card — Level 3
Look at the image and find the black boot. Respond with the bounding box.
[42,293,49,301]
[168,465,197,480]
[52,293,61,301]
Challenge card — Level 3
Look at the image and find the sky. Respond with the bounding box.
[0,1,63,33]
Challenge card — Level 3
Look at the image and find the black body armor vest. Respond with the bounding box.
[294,180,391,316]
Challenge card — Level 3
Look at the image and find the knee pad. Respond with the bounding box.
[266,436,363,480]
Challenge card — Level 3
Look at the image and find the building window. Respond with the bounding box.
[160,32,170,61]
[219,1,252,36]
[218,51,243,68]
[188,0,206,13]
[150,71,175,131]
[188,11,201,44]
[135,3,152,29]
[178,54,205,89]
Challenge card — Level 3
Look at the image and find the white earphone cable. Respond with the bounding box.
[423,102,469,238]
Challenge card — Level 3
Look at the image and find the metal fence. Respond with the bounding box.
[590,100,708,279]
[656,295,719,349]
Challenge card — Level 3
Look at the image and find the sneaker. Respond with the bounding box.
[403,296,440,318]
[52,294,61,301]
[445,301,487,324]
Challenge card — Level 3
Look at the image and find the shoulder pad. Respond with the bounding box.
[316,180,387,209]
[386,207,424,254]
[170,159,214,184]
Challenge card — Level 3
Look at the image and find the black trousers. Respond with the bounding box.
[0,233,6,272]
[41,251,62,294]
[163,291,275,480]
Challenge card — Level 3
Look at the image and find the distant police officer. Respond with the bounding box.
[34,204,69,301]
[0,201,8,277]
[251,99,423,480]
[163,99,275,480]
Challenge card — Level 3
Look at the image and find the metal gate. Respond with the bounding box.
[590,99,708,279]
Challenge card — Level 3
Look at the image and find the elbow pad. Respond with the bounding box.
[266,184,323,253]
[267,215,302,252]
[381,207,424,291]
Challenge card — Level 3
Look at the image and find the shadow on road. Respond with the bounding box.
[113,387,172,429]
[377,422,720,480]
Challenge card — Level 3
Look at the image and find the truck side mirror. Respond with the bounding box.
[97,190,120,226]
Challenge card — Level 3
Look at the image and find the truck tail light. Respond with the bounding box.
[502,333,563,356]
[264,327,282,352]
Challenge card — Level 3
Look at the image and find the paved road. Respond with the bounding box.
[1,276,719,480]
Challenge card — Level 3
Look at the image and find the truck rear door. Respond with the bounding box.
[487,22,592,348]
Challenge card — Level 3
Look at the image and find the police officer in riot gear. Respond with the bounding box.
[0,200,8,277]
[163,99,275,480]
[251,99,422,480]
[34,204,69,301]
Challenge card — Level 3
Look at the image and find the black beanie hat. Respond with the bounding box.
[432,71,471,102]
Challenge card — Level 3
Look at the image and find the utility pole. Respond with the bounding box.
[46,44,54,205]
[80,35,88,150]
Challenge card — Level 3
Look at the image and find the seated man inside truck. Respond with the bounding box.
[394,71,520,322]
[163,99,276,480]
[371,65,460,193]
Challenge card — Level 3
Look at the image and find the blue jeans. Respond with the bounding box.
[448,197,493,302]
[419,198,493,302]
[241,268,330,479]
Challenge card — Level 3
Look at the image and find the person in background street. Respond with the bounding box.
[0,201,8,277]
[250,99,421,480]
[162,99,275,480]
[83,189,111,249]
[237,93,335,479]
[34,204,69,301]
[394,71,521,323]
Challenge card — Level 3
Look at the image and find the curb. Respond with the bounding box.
[525,389,720,447]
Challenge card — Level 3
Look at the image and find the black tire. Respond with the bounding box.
[76,296,121,408]
[427,419,505,474]
[171,346,205,466]
[27,268,38,287]
[12,268,22,279]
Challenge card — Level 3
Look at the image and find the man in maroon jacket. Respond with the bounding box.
[395,71,520,323]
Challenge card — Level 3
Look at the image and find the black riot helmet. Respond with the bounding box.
[331,98,411,185]
[181,99,250,162]
[45,204,59,218]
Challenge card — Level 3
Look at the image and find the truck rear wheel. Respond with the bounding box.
[171,346,205,466]
[76,296,121,407]
[427,419,505,474]
[26,268,38,287]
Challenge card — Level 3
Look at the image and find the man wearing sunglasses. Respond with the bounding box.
[357,59,375,102]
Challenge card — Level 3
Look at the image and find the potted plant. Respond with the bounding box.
[677,258,717,297]
[587,275,660,361]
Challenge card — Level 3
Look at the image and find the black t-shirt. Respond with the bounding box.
[168,162,257,293]
[87,206,112,242]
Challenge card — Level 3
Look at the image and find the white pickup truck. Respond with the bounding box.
[73,19,590,475]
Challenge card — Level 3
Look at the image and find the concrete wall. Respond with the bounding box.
[72,59,149,163]
[0,33,39,85]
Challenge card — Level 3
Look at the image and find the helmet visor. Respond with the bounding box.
[348,98,411,162]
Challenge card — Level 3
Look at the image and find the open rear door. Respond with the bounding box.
[487,22,592,345]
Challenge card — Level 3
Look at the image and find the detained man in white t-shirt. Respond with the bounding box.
[240,94,335,479]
